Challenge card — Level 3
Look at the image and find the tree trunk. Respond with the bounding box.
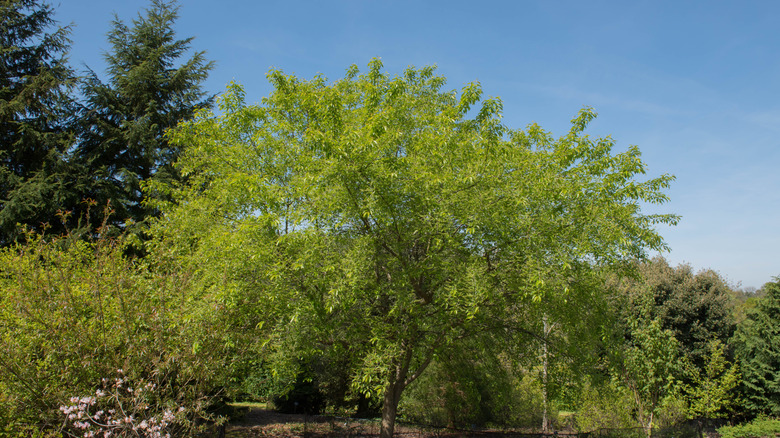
[380,345,417,438]
[542,314,549,434]
[380,380,403,438]
[645,410,654,438]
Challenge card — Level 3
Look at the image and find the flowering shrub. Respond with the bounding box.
[0,229,233,434]
[59,371,190,438]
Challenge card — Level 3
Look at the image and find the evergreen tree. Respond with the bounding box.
[734,278,780,417]
[0,0,77,245]
[73,0,213,231]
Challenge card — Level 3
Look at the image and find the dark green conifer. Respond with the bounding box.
[0,0,76,244]
[73,0,213,231]
[734,279,780,417]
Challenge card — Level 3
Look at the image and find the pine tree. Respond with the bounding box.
[73,0,213,231]
[0,0,77,245]
[734,278,780,417]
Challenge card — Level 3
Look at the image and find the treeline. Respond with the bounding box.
[1,2,778,438]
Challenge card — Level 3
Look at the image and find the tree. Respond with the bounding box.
[619,314,683,437]
[686,340,740,429]
[73,0,213,232]
[733,278,780,417]
[616,257,736,373]
[0,0,77,245]
[155,60,678,437]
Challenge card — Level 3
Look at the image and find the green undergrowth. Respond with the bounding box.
[718,419,780,438]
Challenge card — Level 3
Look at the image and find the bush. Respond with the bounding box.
[718,418,780,438]
[59,370,193,437]
[270,377,326,415]
[0,231,229,435]
[399,352,546,429]
[575,379,638,433]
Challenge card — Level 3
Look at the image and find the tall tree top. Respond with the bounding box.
[0,0,76,244]
[73,0,213,232]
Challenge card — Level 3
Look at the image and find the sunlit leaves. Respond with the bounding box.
[156,60,677,434]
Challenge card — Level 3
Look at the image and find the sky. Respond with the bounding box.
[54,0,780,289]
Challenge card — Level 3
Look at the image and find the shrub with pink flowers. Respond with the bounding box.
[59,370,194,438]
[0,228,234,436]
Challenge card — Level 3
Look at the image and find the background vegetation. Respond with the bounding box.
[1,1,777,437]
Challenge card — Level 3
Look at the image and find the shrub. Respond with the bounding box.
[59,370,191,438]
[574,379,638,433]
[718,418,780,438]
[399,352,546,429]
[0,230,229,435]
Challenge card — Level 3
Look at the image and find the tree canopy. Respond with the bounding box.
[72,0,213,232]
[155,60,678,437]
[614,257,736,372]
[0,0,76,244]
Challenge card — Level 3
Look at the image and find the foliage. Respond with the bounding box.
[718,419,780,438]
[615,257,736,373]
[72,0,213,233]
[59,370,196,438]
[575,378,638,433]
[0,0,77,245]
[686,339,741,420]
[269,370,326,415]
[154,59,677,437]
[618,311,683,437]
[398,342,544,429]
[733,278,780,417]
[0,227,229,435]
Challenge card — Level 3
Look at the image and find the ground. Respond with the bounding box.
[223,405,576,437]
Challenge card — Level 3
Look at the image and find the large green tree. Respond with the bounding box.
[73,0,213,231]
[615,257,736,372]
[154,61,678,437]
[733,278,780,417]
[0,0,77,244]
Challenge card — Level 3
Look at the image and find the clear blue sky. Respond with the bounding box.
[55,0,780,289]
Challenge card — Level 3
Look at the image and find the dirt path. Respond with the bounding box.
[223,408,553,437]
[224,408,467,437]
[226,408,380,437]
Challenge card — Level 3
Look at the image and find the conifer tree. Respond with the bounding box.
[0,0,76,245]
[734,278,780,417]
[73,0,213,230]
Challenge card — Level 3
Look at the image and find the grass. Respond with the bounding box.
[229,401,267,409]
